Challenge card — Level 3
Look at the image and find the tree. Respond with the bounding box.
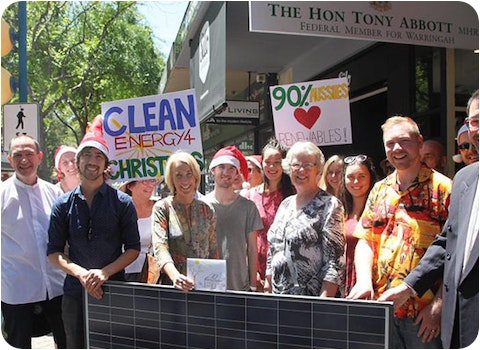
[2,1,164,179]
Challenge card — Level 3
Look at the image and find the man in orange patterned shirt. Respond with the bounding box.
[347,116,452,348]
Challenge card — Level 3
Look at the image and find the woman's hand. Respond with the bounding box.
[264,275,272,293]
[172,273,194,291]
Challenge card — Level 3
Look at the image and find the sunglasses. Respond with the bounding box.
[344,154,368,164]
[458,142,471,151]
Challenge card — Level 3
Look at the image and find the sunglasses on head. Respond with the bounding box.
[458,142,471,150]
[344,154,368,164]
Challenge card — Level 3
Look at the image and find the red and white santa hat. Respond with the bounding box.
[54,145,77,170]
[246,155,263,172]
[209,145,249,180]
[77,115,109,158]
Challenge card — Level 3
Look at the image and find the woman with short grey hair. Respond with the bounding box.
[265,141,345,296]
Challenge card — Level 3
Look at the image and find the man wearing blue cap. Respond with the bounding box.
[452,124,478,166]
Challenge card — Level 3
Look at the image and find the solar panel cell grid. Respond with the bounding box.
[85,282,392,349]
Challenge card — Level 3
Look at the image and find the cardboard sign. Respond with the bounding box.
[101,89,204,182]
[270,77,352,147]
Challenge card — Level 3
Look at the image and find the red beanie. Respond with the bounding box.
[209,145,249,180]
[77,115,109,158]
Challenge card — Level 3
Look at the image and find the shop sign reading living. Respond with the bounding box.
[270,77,352,147]
[249,2,478,50]
[101,89,204,183]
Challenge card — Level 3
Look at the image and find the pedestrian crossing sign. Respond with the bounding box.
[2,102,39,152]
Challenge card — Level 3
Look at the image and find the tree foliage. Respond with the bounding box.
[2,1,164,176]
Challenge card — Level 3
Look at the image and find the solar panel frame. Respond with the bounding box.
[85,281,393,348]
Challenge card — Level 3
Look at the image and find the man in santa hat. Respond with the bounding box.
[47,115,140,349]
[204,145,263,292]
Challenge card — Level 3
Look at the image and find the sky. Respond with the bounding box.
[137,1,190,58]
[1,1,189,59]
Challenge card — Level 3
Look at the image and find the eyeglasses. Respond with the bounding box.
[290,162,316,170]
[465,117,479,130]
[344,154,368,164]
[458,142,471,151]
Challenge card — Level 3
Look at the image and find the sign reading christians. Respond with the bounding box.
[270,77,352,148]
[101,89,204,182]
[249,1,478,50]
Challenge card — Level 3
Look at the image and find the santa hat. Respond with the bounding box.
[209,145,249,180]
[246,155,263,172]
[77,115,109,158]
[54,145,77,171]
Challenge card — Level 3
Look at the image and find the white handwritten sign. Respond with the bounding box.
[270,77,352,147]
[101,89,204,183]
[187,258,227,292]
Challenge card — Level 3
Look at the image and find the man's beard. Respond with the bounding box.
[79,167,104,181]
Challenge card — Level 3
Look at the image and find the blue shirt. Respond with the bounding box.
[47,182,140,298]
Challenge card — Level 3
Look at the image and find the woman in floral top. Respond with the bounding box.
[265,141,345,296]
[152,151,219,291]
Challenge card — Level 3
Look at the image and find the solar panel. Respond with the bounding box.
[85,281,393,348]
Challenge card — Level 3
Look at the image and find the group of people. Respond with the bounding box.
[1,90,478,349]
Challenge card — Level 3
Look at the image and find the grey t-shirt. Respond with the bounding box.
[204,194,263,291]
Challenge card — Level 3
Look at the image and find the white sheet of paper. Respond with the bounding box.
[187,258,227,292]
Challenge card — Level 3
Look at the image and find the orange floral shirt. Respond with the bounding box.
[354,165,452,318]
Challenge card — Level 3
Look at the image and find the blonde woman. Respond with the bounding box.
[151,151,219,291]
[319,154,344,197]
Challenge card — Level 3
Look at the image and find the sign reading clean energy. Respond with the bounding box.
[101,89,204,182]
[270,77,352,147]
[250,1,478,50]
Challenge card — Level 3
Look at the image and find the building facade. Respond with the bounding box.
[159,1,479,187]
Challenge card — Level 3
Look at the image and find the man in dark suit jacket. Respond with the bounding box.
[379,89,479,348]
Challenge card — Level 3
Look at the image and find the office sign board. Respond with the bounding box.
[2,103,39,151]
[249,1,478,50]
[190,1,227,122]
[208,100,260,125]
